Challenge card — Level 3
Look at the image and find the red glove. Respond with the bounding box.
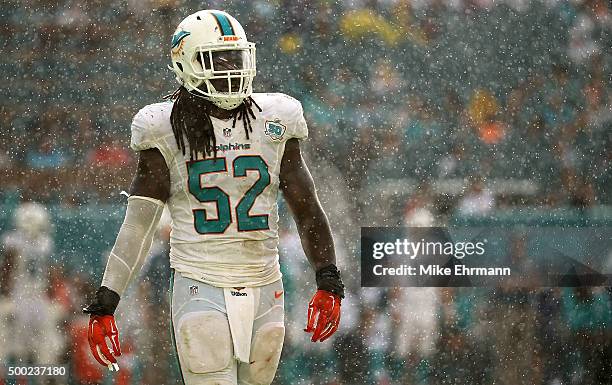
[304,290,342,342]
[88,315,121,371]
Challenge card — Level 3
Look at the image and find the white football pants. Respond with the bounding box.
[170,269,285,385]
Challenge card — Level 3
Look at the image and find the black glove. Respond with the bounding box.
[315,264,345,299]
[83,286,120,316]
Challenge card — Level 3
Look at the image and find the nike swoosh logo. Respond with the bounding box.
[274,291,283,299]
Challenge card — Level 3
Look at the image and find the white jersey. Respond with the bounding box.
[130,93,308,287]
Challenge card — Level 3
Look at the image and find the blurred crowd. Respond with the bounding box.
[1,0,610,210]
[1,0,611,384]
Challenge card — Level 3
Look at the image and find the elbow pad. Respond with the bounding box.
[101,196,164,296]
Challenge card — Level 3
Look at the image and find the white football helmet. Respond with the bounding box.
[170,10,256,110]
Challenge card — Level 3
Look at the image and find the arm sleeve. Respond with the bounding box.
[101,196,164,296]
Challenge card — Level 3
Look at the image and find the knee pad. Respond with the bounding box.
[242,322,285,385]
[177,311,232,374]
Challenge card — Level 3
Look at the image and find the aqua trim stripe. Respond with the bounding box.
[211,11,235,36]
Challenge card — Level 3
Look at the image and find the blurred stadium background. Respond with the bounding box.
[0,0,611,384]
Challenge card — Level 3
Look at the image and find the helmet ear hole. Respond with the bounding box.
[176,62,183,72]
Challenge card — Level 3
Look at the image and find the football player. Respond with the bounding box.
[1,202,64,367]
[83,9,345,385]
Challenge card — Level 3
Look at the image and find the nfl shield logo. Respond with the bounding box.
[189,285,198,296]
[264,120,286,141]
[223,127,232,138]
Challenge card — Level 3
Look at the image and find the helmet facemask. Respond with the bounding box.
[184,44,256,110]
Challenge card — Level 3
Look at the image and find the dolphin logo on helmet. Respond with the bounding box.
[171,29,191,57]
[171,30,191,48]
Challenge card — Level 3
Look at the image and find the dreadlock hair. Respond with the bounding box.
[164,86,262,160]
